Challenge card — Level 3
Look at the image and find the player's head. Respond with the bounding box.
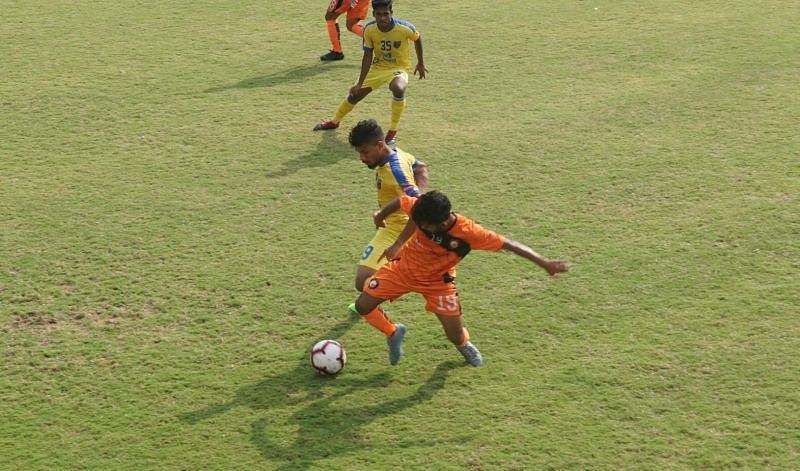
[412,191,454,233]
[349,119,390,169]
[372,0,393,27]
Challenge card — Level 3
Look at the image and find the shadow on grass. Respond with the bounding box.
[181,316,468,469]
[205,63,356,92]
[265,131,352,178]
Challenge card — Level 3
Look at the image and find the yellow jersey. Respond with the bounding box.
[375,148,421,231]
[362,18,420,72]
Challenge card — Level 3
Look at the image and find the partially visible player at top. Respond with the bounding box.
[320,0,370,61]
[348,119,429,292]
[314,0,427,147]
[349,191,570,367]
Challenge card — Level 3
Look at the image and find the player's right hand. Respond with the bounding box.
[379,244,400,262]
[349,84,362,97]
[373,211,386,228]
[544,259,570,276]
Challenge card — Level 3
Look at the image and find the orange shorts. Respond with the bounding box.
[327,0,370,20]
[364,261,463,317]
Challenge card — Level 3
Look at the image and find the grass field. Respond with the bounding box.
[2,0,799,469]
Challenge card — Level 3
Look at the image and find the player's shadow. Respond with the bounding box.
[205,63,356,92]
[181,316,468,469]
[251,360,465,470]
[265,131,351,178]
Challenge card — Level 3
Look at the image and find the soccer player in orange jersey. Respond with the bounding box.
[348,191,570,367]
[321,0,370,61]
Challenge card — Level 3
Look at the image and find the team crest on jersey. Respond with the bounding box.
[393,41,402,49]
[449,240,459,249]
[368,278,380,289]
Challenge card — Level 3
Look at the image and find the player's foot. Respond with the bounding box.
[384,129,397,149]
[313,119,339,131]
[457,342,483,367]
[387,323,407,365]
[320,50,344,61]
[347,303,358,316]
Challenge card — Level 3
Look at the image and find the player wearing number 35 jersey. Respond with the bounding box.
[349,191,570,368]
[314,0,427,147]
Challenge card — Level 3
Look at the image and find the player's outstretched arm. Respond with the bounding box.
[413,37,427,79]
[373,197,402,228]
[502,239,569,276]
[350,49,374,96]
[380,219,416,262]
[413,160,429,193]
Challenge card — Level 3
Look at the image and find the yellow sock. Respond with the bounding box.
[390,97,406,130]
[333,99,356,124]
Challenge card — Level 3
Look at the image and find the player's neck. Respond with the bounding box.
[378,18,395,32]
[377,148,394,165]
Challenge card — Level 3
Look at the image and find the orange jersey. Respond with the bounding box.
[394,196,506,282]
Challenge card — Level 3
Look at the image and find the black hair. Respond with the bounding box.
[412,191,452,226]
[348,119,384,147]
[372,0,392,11]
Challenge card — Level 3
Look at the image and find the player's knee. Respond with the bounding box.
[354,295,374,316]
[390,84,406,98]
[354,276,366,292]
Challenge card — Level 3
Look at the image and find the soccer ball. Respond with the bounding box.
[310,339,346,375]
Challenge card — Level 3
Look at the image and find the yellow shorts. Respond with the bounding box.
[361,68,409,91]
[358,226,402,270]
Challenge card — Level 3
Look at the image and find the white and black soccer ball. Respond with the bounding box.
[310,339,346,376]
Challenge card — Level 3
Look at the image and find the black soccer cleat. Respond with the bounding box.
[320,50,344,62]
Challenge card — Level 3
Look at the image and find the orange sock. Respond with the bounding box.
[326,20,342,52]
[350,23,364,37]
[457,327,470,347]
[362,306,397,337]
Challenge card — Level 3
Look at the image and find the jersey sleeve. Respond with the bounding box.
[363,25,375,51]
[399,195,417,216]
[460,219,506,252]
[408,24,420,41]
[389,155,420,197]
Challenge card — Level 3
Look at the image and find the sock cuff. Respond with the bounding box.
[457,327,470,347]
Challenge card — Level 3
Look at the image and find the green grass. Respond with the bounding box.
[2,0,798,469]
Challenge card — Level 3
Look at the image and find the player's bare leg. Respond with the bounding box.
[436,313,483,367]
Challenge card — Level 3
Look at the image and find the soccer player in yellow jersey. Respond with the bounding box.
[314,0,427,147]
[348,119,429,291]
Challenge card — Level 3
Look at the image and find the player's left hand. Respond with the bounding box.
[373,211,386,228]
[414,64,427,79]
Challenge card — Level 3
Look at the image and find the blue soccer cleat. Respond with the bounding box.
[387,323,407,365]
[457,342,483,367]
